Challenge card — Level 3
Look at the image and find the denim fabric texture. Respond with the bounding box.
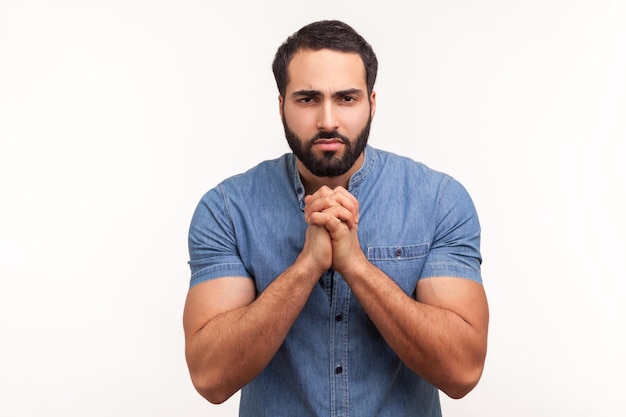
[188,146,482,417]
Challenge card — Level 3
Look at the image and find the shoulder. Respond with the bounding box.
[371,146,446,175]
[364,146,478,218]
[199,153,293,202]
[220,153,291,190]
[368,146,454,190]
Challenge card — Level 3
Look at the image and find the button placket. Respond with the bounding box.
[329,272,350,417]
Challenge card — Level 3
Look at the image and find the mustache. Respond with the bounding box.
[312,131,349,141]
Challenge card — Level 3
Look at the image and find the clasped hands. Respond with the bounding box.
[302,186,364,275]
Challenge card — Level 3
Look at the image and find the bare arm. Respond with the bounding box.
[342,264,488,399]
[305,186,489,398]
[183,224,331,404]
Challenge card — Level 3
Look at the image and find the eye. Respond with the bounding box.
[298,96,316,104]
[341,95,356,103]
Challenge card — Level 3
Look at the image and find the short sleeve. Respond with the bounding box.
[420,177,482,283]
[187,185,252,288]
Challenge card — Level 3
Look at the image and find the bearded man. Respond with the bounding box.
[183,19,489,417]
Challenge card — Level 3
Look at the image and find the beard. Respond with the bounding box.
[282,115,372,177]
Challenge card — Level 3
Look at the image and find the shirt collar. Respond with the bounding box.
[287,145,377,209]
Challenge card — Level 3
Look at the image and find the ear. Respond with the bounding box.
[369,91,377,119]
[278,95,284,118]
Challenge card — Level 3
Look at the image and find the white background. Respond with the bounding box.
[1,1,624,416]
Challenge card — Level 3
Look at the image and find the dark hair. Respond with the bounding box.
[272,20,378,97]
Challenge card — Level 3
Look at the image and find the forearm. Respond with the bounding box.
[186,261,321,403]
[305,185,487,397]
[342,260,488,398]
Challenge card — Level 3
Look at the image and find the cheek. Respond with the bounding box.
[342,108,371,133]
[284,108,316,133]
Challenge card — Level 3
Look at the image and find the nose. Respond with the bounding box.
[316,101,339,132]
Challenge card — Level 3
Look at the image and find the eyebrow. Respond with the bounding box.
[291,88,364,99]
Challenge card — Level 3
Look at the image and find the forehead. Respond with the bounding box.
[286,49,367,93]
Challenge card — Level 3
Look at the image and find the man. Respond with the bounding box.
[184,20,488,417]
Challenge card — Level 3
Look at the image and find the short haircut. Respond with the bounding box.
[272,20,378,97]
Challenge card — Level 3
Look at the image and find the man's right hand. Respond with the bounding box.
[298,223,333,276]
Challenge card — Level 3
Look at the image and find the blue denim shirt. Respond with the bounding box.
[188,146,482,417]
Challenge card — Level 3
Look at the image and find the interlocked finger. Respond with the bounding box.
[304,186,360,228]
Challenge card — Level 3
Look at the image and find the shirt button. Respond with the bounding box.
[335,313,343,322]
[395,248,402,257]
[335,365,343,375]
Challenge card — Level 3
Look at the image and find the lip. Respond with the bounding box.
[313,138,344,152]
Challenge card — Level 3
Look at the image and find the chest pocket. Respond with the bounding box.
[366,243,430,295]
[367,243,429,261]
